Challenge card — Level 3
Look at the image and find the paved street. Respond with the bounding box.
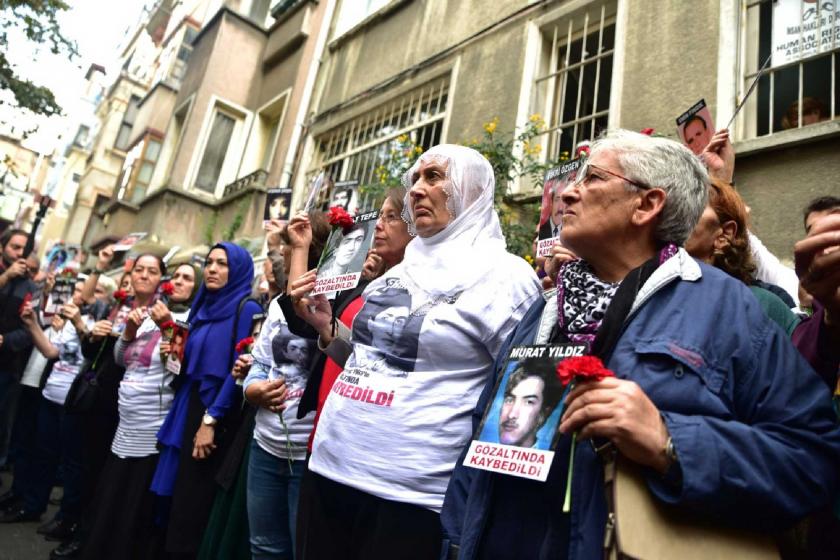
[0,472,59,560]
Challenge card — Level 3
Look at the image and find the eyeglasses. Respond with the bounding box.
[377,212,403,226]
[573,162,650,190]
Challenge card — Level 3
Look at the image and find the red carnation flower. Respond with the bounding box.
[556,355,614,387]
[113,289,128,303]
[640,128,655,136]
[327,206,355,233]
[159,320,177,331]
[160,281,174,296]
[235,336,255,354]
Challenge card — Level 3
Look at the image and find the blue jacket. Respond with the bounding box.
[441,254,840,560]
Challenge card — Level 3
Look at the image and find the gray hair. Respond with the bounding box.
[589,129,709,246]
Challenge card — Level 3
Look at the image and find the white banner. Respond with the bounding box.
[772,0,840,67]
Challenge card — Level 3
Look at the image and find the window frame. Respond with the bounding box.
[530,0,619,163]
[728,0,840,144]
[303,74,451,208]
[186,95,253,199]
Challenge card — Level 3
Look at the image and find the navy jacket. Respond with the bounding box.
[441,255,840,560]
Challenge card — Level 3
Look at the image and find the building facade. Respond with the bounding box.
[37,0,839,261]
[293,0,839,258]
[78,0,333,255]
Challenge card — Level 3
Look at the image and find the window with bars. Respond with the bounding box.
[308,76,449,204]
[738,0,839,139]
[534,2,616,161]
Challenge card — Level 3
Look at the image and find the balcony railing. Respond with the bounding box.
[222,169,268,198]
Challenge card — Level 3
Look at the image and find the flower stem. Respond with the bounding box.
[563,431,576,513]
[277,409,294,474]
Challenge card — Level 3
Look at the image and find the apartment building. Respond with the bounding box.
[294,0,839,257]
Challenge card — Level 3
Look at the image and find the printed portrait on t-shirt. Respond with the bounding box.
[58,338,81,366]
[124,328,162,369]
[270,324,315,396]
[352,278,425,376]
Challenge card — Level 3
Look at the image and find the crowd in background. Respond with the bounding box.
[0,127,838,560]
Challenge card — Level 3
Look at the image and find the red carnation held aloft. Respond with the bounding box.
[556,355,615,387]
[327,206,355,233]
[113,289,128,303]
[160,281,174,296]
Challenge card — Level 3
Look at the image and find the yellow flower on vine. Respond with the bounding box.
[414,146,423,154]
[484,117,499,134]
[397,134,409,143]
[524,254,535,264]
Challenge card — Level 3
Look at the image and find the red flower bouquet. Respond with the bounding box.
[235,336,255,354]
[160,282,174,296]
[556,355,615,513]
[327,206,354,233]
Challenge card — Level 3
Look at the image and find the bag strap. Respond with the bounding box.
[593,255,666,560]
[229,296,261,372]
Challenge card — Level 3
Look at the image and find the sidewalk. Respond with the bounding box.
[0,471,59,560]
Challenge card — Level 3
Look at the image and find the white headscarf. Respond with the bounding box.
[391,144,508,300]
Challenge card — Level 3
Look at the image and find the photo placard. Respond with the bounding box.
[264,188,292,225]
[676,99,714,155]
[537,159,582,258]
[464,343,586,482]
[311,211,378,296]
[166,320,190,375]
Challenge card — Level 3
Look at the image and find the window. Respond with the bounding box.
[335,0,390,36]
[242,92,288,176]
[116,133,163,204]
[248,0,271,24]
[115,94,141,151]
[738,0,839,139]
[73,125,90,148]
[533,2,616,160]
[151,98,191,193]
[307,76,449,201]
[170,24,199,84]
[195,111,237,193]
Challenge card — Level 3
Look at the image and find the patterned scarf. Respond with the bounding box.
[557,244,678,344]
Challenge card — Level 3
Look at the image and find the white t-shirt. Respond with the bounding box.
[310,254,540,512]
[249,299,316,461]
[111,311,187,458]
[42,318,92,405]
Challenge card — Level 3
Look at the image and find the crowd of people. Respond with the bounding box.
[0,127,838,560]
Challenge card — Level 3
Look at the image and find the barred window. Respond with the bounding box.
[534,2,616,161]
[308,76,449,204]
[737,0,839,139]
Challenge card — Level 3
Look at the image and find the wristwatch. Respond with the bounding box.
[664,436,678,465]
[202,411,217,426]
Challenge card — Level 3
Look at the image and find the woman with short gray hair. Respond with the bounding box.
[441,130,840,559]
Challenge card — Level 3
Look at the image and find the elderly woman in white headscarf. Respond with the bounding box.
[289,144,540,559]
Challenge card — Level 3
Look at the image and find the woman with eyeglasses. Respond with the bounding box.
[441,130,840,559]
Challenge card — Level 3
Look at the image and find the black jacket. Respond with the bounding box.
[0,272,37,378]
